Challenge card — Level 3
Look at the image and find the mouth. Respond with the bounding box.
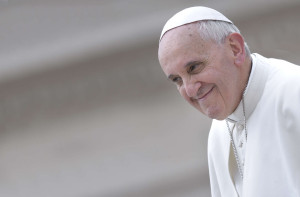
[198,86,215,100]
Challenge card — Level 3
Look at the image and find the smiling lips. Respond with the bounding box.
[197,86,215,100]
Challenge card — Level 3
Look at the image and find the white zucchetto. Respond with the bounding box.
[160,6,233,41]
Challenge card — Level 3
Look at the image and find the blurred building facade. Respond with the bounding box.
[0,1,300,197]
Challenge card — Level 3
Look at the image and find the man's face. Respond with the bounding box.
[158,24,242,120]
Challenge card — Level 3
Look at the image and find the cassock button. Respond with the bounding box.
[239,141,243,148]
[237,124,244,131]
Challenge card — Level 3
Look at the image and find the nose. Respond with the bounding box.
[184,80,201,98]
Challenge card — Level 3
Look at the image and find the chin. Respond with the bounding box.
[204,107,226,120]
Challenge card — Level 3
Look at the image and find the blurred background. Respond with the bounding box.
[0,0,300,196]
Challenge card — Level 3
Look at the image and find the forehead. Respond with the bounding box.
[158,24,212,71]
[159,23,202,50]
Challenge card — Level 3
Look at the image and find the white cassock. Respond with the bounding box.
[208,53,300,197]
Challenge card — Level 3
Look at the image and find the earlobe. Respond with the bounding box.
[228,33,246,65]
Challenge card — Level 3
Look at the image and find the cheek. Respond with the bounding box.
[179,87,196,106]
[178,87,186,98]
[179,87,189,100]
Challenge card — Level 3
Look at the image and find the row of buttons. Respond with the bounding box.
[235,123,246,168]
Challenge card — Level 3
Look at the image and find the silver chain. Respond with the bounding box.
[226,96,247,180]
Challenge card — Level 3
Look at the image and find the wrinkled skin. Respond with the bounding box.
[158,23,251,120]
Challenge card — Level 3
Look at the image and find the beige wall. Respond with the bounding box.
[0,1,299,197]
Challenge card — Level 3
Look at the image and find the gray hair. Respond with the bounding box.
[196,20,251,56]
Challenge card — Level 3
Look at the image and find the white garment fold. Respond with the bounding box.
[208,53,300,197]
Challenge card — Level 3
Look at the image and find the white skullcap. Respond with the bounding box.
[160,6,232,41]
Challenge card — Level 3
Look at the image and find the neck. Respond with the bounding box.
[243,55,253,92]
[229,55,253,117]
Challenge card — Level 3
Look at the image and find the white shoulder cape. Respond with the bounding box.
[208,53,300,197]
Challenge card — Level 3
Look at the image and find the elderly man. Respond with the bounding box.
[158,6,300,197]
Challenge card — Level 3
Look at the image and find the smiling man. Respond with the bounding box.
[158,6,300,197]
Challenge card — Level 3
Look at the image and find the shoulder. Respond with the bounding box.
[267,56,300,82]
[254,53,300,76]
[256,54,300,100]
[266,57,300,99]
[262,56,300,126]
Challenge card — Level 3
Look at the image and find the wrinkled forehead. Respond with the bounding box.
[160,23,198,46]
[158,25,214,74]
[162,23,194,40]
[159,23,204,56]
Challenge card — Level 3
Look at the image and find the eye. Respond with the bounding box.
[189,64,198,72]
[187,61,205,74]
[171,76,182,86]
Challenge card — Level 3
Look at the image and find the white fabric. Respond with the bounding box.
[208,53,300,197]
[227,60,258,196]
[228,123,246,196]
[160,6,232,40]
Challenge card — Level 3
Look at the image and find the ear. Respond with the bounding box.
[227,33,246,66]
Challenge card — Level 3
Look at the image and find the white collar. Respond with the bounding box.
[227,53,268,123]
